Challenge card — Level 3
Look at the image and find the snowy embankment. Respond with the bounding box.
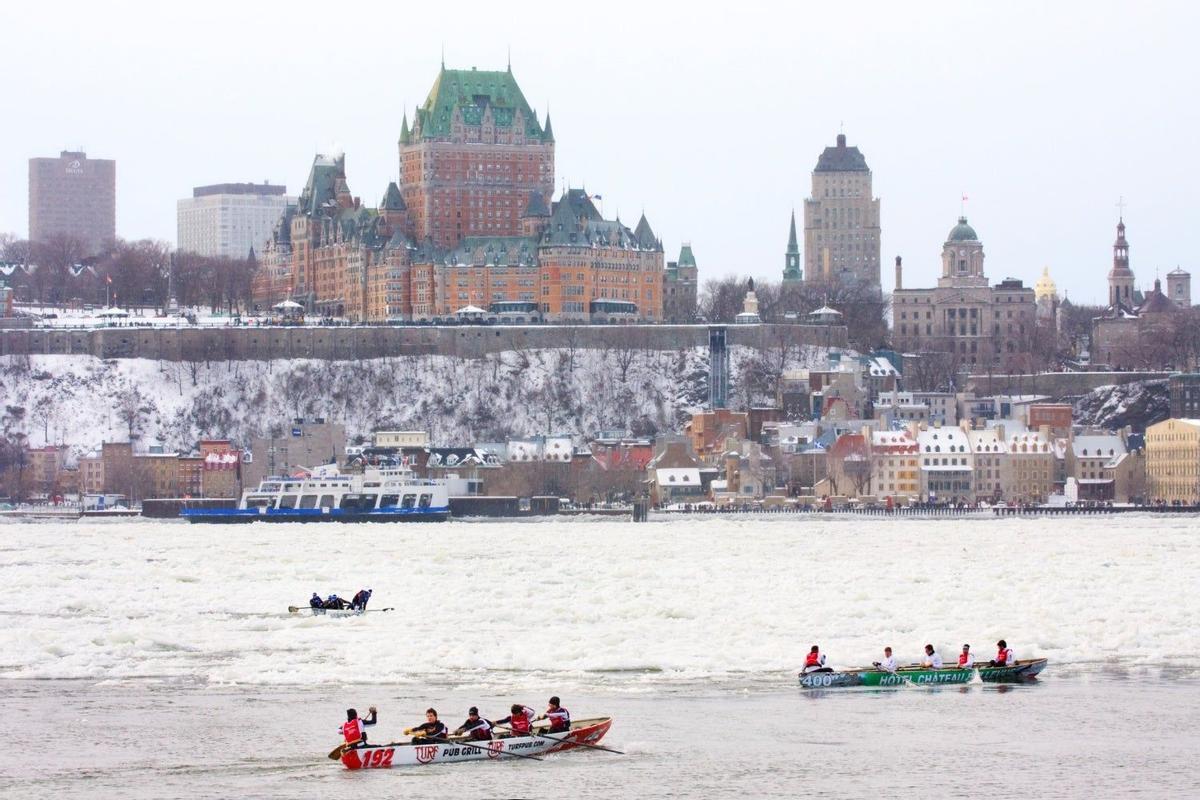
[1,344,829,451]
[1072,379,1169,432]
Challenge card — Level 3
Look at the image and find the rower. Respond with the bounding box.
[340,706,377,749]
[323,594,346,610]
[494,704,536,736]
[404,708,448,744]
[309,592,322,610]
[990,639,1015,667]
[958,644,974,668]
[872,646,898,673]
[452,706,493,741]
[920,644,943,669]
[350,588,372,611]
[535,696,570,733]
[801,645,831,674]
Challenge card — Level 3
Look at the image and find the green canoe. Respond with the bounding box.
[799,658,1047,688]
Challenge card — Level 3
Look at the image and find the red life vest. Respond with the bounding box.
[509,710,532,735]
[958,653,970,666]
[546,708,570,731]
[804,651,822,668]
[997,647,1013,665]
[342,718,363,744]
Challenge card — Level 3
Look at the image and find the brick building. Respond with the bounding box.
[252,62,667,323]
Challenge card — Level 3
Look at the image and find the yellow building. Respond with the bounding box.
[1145,419,1200,504]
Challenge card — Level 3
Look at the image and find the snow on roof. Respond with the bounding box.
[1072,435,1125,458]
[656,467,701,485]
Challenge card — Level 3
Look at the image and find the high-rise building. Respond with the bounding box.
[177,183,294,259]
[399,65,555,250]
[28,150,116,255]
[802,134,880,291]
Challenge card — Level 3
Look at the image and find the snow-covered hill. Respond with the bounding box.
[1,344,831,453]
[1072,379,1169,432]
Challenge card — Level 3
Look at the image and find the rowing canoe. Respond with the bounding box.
[339,717,613,769]
[288,606,393,617]
[798,658,1047,688]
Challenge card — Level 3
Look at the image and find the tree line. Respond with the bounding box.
[1,232,258,313]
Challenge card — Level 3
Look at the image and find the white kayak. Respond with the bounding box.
[338,717,614,769]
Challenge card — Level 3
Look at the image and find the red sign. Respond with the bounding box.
[414,745,439,764]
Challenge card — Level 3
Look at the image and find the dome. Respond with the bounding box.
[1034,266,1058,301]
[947,216,978,242]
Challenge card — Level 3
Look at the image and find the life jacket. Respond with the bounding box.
[958,653,971,666]
[546,707,570,731]
[509,710,533,735]
[342,718,363,744]
[997,647,1014,665]
[466,719,493,740]
[309,596,321,608]
[804,651,822,668]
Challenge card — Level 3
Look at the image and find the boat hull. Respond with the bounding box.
[799,658,1047,688]
[340,717,613,769]
[181,506,450,523]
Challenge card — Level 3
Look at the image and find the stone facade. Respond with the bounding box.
[802,134,880,291]
[663,245,699,323]
[892,216,1036,372]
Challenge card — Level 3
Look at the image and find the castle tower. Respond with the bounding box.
[802,133,881,292]
[783,210,802,283]
[1107,218,1135,310]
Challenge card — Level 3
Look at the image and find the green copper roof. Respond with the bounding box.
[381,182,405,211]
[947,216,979,242]
[413,66,547,141]
[677,244,696,267]
[786,210,799,253]
[298,154,344,215]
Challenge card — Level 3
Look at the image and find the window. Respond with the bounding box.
[278,495,297,509]
[380,494,400,508]
[419,494,433,509]
[401,494,417,509]
[319,495,335,509]
[299,495,318,509]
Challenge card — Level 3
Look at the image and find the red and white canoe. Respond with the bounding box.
[340,717,613,769]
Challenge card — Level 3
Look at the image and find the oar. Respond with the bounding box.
[519,726,624,755]
[426,735,544,762]
[327,743,348,760]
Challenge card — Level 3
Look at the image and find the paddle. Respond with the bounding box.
[328,743,347,760]
[520,726,624,755]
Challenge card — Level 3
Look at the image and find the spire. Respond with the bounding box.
[787,209,799,253]
[543,112,554,142]
[399,112,411,146]
[783,210,802,282]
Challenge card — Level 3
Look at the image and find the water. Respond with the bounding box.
[1,515,1198,797]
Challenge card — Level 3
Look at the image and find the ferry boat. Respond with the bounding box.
[181,464,450,523]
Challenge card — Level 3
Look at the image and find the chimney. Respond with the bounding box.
[894,255,903,290]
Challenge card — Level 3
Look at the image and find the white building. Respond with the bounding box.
[916,425,974,502]
[177,182,294,259]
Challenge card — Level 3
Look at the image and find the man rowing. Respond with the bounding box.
[872,646,898,673]
[340,706,377,749]
[958,644,974,668]
[309,592,323,610]
[920,644,943,669]
[535,696,570,733]
[452,706,494,741]
[404,708,448,744]
[801,645,832,674]
[990,639,1015,666]
[494,703,536,736]
[323,594,348,610]
[349,588,372,611]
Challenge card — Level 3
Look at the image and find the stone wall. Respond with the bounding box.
[967,370,1171,398]
[0,323,846,362]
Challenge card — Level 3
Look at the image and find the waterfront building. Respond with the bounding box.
[1006,427,1056,504]
[868,425,920,499]
[177,182,294,259]
[802,134,881,291]
[916,425,973,502]
[28,150,116,255]
[891,216,1036,371]
[1145,418,1200,504]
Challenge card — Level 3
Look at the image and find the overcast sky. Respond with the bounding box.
[3,1,1197,304]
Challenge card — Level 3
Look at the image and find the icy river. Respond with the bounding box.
[2,515,1198,798]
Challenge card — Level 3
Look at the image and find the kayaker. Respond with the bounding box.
[801,645,831,674]
[990,639,1015,667]
[872,646,898,673]
[958,644,974,668]
[340,706,377,749]
[350,588,372,611]
[404,708,448,744]
[535,696,570,733]
[920,644,943,669]
[494,704,536,736]
[309,592,322,609]
[453,706,494,741]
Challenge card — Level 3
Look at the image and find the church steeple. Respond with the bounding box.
[783,210,802,283]
[1107,217,1135,311]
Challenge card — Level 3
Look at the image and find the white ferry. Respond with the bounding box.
[180,464,450,523]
